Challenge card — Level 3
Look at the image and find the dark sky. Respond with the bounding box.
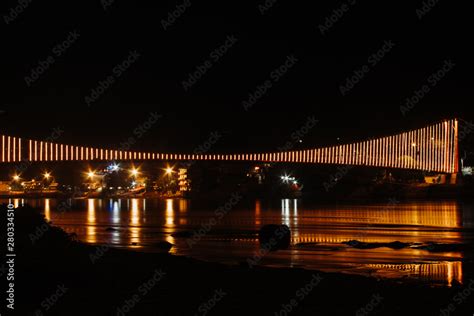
[1,1,471,153]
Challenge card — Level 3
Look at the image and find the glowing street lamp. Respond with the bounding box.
[281,174,297,184]
[12,175,20,181]
[130,167,140,177]
[281,175,290,183]
[43,172,51,180]
[165,166,174,175]
[87,170,96,179]
[109,163,119,172]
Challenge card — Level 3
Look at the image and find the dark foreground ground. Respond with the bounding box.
[3,205,474,315]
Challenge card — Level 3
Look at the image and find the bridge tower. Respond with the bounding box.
[450,118,460,184]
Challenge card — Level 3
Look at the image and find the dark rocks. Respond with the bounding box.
[343,240,409,250]
[388,241,407,249]
[258,224,291,250]
[152,241,173,253]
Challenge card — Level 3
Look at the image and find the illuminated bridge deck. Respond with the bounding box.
[1,119,459,173]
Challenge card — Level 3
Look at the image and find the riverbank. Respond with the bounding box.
[17,246,474,315]
[6,205,474,315]
[2,181,474,201]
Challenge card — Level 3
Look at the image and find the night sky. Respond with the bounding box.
[1,1,471,153]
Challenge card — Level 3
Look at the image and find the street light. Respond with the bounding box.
[165,166,174,175]
[281,175,290,183]
[130,167,139,177]
[87,170,96,179]
[281,174,297,184]
[43,172,51,180]
[108,163,119,172]
[12,175,20,181]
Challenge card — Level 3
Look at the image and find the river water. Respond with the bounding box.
[6,198,474,287]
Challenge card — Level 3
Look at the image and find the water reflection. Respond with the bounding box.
[177,199,188,225]
[179,199,188,213]
[281,199,298,228]
[112,201,120,224]
[15,197,471,287]
[165,199,174,226]
[255,200,261,226]
[278,200,464,286]
[130,199,141,247]
[44,199,51,221]
[165,199,175,245]
[366,261,463,286]
[282,199,290,226]
[87,199,96,243]
[287,201,462,245]
[9,198,23,208]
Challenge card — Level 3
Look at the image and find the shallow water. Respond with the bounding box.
[6,198,474,286]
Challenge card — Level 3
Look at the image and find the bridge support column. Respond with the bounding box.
[449,173,458,185]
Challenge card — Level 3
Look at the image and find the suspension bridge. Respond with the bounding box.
[0,119,459,174]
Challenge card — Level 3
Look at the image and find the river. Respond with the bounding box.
[5,198,474,287]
